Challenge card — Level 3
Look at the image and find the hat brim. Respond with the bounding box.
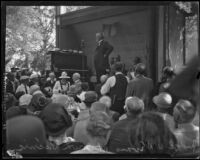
[59,76,70,79]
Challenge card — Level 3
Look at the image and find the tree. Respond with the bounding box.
[6,6,56,71]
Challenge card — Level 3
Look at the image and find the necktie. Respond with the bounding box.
[24,85,28,94]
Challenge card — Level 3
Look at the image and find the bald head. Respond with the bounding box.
[125,96,144,115]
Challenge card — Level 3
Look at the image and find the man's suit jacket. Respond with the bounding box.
[94,40,113,71]
[126,75,153,110]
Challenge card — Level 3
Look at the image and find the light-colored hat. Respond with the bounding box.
[20,76,29,81]
[124,97,144,113]
[33,90,44,96]
[30,85,40,95]
[19,94,33,106]
[59,72,70,79]
[30,74,38,79]
[153,92,172,108]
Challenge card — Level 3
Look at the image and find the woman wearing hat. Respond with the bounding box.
[53,72,70,95]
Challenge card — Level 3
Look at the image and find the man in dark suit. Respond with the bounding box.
[6,72,19,95]
[126,63,154,111]
[94,32,113,83]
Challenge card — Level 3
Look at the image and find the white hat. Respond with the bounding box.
[19,94,33,106]
[59,72,70,79]
[153,92,172,108]
[30,74,38,79]
[20,76,29,80]
[30,85,40,95]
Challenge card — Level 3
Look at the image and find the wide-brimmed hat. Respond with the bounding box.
[59,72,70,79]
[84,91,98,104]
[20,76,29,81]
[39,103,72,137]
[153,92,172,108]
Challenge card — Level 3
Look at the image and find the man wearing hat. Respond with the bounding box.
[39,103,84,153]
[94,32,113,83]
[29,73,39,87]
[16,75,30,94]
[153,92,175,131]
[53,72,70,95]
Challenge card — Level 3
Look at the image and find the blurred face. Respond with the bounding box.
[96,34,101,43]
[61,78,67,85]
[49,74,55,80]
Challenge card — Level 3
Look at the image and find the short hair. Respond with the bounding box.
[130,112,177,154]
[73,73,81,80]
[86,111,112,138]
[81,82,89,91]
[173,99,196,124]
[114,62,123,72]
[135,63,146,75]
[125,97,144,115]
[99,96,112,108]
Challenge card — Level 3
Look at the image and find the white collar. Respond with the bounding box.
[98,40,104,46]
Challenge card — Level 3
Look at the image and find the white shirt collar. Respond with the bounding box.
[98,40,104,46]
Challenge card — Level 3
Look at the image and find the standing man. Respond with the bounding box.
[94,32,113,83]
[101,62,128,115]
[126,63,154,111]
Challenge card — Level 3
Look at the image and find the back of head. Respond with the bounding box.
[86,111,112,138]
[135,63,146,75]
[6,106,23,120]
[125,96,144,115]
[39,103,72,137]
[84,91,98,108]
[131,112,177,153]
[73,73,81,81]
[51,94,69,107]
[153,92,172,110]
[90,102,109,115]
[19,94,33,106]
[100,75,108,84]
[30,85,40,95]
[114,62,123,72]
[6,115,46,154]
[173,99,196,124]
[81,82,89,91]
[99,96,112,109]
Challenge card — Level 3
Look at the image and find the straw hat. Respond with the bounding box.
[20,76,29,81]
[59,72,70,79]
[153,92,172,108]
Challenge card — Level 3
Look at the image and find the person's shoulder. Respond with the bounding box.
[59,141,85,154]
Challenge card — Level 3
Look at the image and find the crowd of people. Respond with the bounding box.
[4,59,199,157]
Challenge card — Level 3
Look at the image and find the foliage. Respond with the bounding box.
[6,6,56,71]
